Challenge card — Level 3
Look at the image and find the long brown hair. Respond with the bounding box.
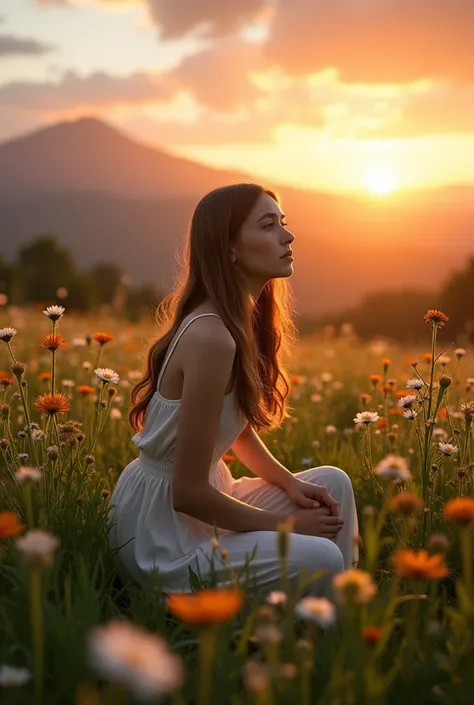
[130,182,297,433]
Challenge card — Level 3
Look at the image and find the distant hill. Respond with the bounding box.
[1,116,473,315]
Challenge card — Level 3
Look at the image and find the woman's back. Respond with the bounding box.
[131,311,246,467]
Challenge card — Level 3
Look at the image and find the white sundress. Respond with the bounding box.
[108,313,359,597]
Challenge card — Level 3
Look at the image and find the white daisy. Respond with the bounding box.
[325,425,337,434]
[438,442,458,456]
[0,327,17,343]
[110,408,122,420]
[454,348,466,359]
[406,378,424,390]
[42,305,65,321]
[397,395,417,408]
[353,411,379,425]
[375,454,412,482]
[0,664,32,687]
[294,597,336,628]
[402,409,419,420]
[94,368,119,385]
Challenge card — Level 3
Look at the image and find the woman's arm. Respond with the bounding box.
[230,423,294,490]
[171,317,287,532]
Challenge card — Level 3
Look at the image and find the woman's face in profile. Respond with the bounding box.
[232,193,295,282]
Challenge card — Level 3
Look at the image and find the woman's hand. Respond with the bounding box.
[285,476,339,516]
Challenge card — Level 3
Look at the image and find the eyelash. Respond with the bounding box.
[264,221,288,229]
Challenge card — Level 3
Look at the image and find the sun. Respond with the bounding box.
[364,167,397,196]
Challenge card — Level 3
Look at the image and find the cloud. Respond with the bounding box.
[266,0,474,83]
[146,0,268,39]
[171,39,264,111]
[0,34,56,57]
[0,69,177,110]
[373,83,474,137]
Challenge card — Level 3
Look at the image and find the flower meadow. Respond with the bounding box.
[0,305,473,705]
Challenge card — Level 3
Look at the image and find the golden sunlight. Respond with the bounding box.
[364,167,397,195]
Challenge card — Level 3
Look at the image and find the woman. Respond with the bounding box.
[108,183,359,599]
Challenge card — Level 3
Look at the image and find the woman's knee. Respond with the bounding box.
[306,465,354,494]
[289,536,344,580]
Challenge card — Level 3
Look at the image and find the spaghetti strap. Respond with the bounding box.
[157,313,222,392]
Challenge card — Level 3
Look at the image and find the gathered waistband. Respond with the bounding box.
[137,452,223,479]
[138,452,174,479]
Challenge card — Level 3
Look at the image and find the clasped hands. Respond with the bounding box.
[283,475,344,539]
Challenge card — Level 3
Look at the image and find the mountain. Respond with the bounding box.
[1,116,473,315]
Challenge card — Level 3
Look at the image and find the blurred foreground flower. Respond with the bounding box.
[88,619,183,701]
[444,498,474,526]
[388,492,424,515]
[375,455,412,482]
[333,569,377,605]
[166,588,244,625]
[0,664,32,687]
[16,529,60,567]
[0,511,25,539]
[392,549,449,580]
[294,597,336,627]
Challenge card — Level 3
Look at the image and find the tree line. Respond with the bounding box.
[300,256,474,343]
[0,234,163,321]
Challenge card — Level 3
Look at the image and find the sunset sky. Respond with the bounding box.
[1,0,474,195]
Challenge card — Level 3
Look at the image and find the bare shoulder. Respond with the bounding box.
[181,315,236,358]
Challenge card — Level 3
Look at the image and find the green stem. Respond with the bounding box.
[30,567,44,705]
[18,383,36,467]
[24,484,35,529]
[197,628,217,705]
[460,528,472,608]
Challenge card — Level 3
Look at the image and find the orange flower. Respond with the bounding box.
[443,498,474,526]
[424,309,449,328]
[438,407,448,422]
[34,392,71,416]
[166,588,244,625]
[396,390,410,399]
[423,353,433,363]
[382,358,391,369]
[40,333,66,351]
[389,492,424,515]
[369,374,382,386]
[388,408,404,416]
[0,511,25,539]
[362,626,383,645]
[93,332,114,346]
[392,549,449,580]
[76,385,95,396]
[377,417,389,431]
[38,372,52,382]
[380,384,392,394]
[0,371,13,387]
[290,374,305,385]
